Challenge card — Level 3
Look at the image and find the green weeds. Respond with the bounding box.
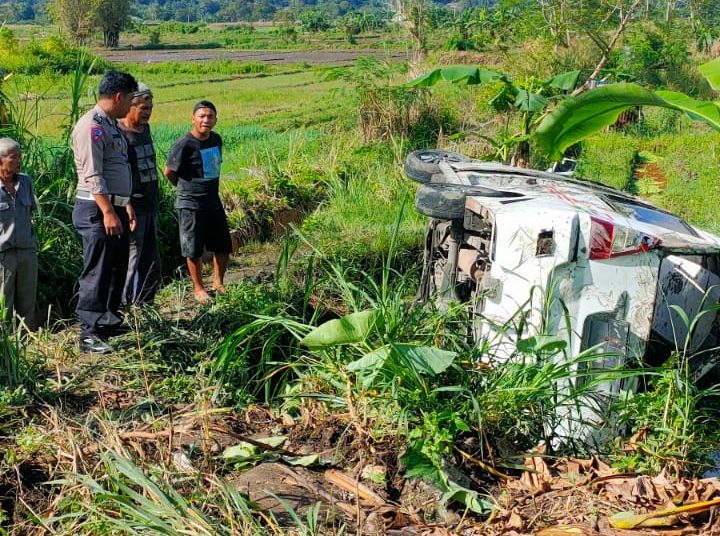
[127,59,269,77]
[0,33,108,75]
[56,451,278,534]
[0,297,36,389]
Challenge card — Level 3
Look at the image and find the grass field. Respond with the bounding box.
[5,65,343,136]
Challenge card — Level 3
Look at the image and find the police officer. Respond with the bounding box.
[72,70,138,353]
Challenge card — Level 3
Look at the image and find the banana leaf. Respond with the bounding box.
[548,70,581,91]
[535,83,720,160]
[609,497,720,529]
[408,65,505,87]
[699,56,720,91]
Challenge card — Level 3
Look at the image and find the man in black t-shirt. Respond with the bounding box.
[120,83,161,305]
[164,100,231,303]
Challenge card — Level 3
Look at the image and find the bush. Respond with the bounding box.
[327,58,455,145]
[147,30,161,46]
[0,36,108,75]
[298,9,331,33]
[129,60,267,76]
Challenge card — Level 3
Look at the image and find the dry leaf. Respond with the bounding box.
[631,475,660,504]
[506,509,524,531]
[325,469,385,507]
[624,427,648,453]
[536,525,600,536]
[518,455,552,495]
[608,497,720,529]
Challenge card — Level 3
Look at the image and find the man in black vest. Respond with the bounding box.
[120,83,161,306]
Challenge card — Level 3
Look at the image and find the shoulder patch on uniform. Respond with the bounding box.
[91,125,104,143]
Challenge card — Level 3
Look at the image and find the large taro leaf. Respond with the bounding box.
[347,347,389,389]
[699,56,720,91]
[535,83,720,160]
[300,309,379,350]
[515,88,548,113]
[409,65,504,87]
[347,347,389,372]
[517,335,567,355]
[393,344,456,376]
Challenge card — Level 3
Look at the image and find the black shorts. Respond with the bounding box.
[178,205,232,259]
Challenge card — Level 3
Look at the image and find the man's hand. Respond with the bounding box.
[126,203,137,232]
[164,167,178,186]
[103,210,122,236]
[94,194,122,236]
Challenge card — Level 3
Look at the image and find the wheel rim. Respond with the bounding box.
[419,151,464,164]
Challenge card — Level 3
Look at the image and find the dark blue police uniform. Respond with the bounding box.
[71,105,132,341]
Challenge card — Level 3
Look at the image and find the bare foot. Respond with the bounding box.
[212,284,227,294]
[194,290,212,303]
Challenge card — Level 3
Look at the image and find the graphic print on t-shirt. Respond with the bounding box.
[200,146,221,180]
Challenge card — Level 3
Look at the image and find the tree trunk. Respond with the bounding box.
[104,29,119,48]
[511,141,531,168]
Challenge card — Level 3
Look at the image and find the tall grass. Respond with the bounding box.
[55,451,281,535]
[0,311,32,389]
[207,206,668,513]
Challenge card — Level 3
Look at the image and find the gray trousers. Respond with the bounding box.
[123,211,161,305]
[0,247,38,330]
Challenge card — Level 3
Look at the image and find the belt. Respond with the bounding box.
[76,190,131,207]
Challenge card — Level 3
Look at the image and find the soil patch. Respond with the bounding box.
[635,161,668,190]
[229,462,326,515]
[98,48,409,66]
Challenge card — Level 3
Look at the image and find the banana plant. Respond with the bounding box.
[534,57,720,161]
[409,66,580,167]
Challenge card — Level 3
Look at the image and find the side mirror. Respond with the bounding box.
[549,158,578,177]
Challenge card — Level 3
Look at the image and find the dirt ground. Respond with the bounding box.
[98,48,410,66]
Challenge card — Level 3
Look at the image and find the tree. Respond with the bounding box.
[48,0,98,45]
[0,0,36,21]
[97,0,133,48]
[573,0,643,94]
[298,9,331,33]
[393,0,430,58]
[340,12,363,44]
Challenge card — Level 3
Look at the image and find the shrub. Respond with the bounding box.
[610,22,711,97]
[298,9,331,33]
[147,29,161,46]
[327,58,454,145]
[0,36,108,75]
